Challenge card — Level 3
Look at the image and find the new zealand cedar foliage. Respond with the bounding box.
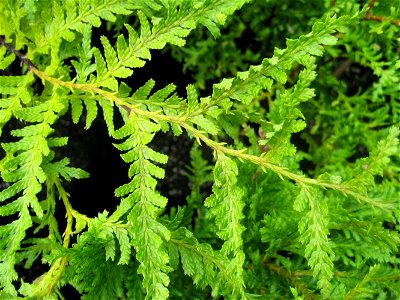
[0,0,399,299]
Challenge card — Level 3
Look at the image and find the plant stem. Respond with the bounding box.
[27,67,392,211]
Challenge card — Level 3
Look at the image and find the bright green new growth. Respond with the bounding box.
[0,0,399,299]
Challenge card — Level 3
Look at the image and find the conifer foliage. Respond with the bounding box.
[0,0,399,299]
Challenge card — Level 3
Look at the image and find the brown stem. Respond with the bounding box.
[267,263,317,300]
[367,0,377,12]
[0,36,35,69]
[364,13,400,26]
[361,0,400,26]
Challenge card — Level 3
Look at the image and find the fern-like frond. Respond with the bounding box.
[0,206,31,294]
[0,93,66,217]
[262,60,317,164]
[294,186,334,297]
[90,0,249,90]
[0,0,35,48]
[113,113,171,299]
[127,80,183,134]
[205,153,245,255]
[80,212,132,265]
[0,74,34,134]
[333,218,400,265]
[66,25,117,132]
[0,88,84,295]
[68,93,115,133]
[204,153,246,297]
[343,265,381,300]
[30,0,136,74]
[63,226,129,299]
[70,25,95,84]
[169,227,245,298]
[34,151,89,244]
[0,46,16,70]
[346,126,399,194]
[207,12,360,117]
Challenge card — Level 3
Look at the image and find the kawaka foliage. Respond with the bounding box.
[0,0,399,299]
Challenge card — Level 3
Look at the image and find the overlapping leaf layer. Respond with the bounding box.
[0,0,399,299]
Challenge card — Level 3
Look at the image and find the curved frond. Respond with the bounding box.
[113,113,171,299]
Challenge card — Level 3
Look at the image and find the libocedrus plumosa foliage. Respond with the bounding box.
[0,0,399,299]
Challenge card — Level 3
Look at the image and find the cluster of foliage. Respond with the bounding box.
[0,0,399,299]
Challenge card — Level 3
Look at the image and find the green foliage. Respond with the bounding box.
[0,0,399,299]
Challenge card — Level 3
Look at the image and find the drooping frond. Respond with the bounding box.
[204,153,246,297]
[294,186,334,298]
[205,153,245,254]
[112,112,171,299]
[0,88,86,295]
